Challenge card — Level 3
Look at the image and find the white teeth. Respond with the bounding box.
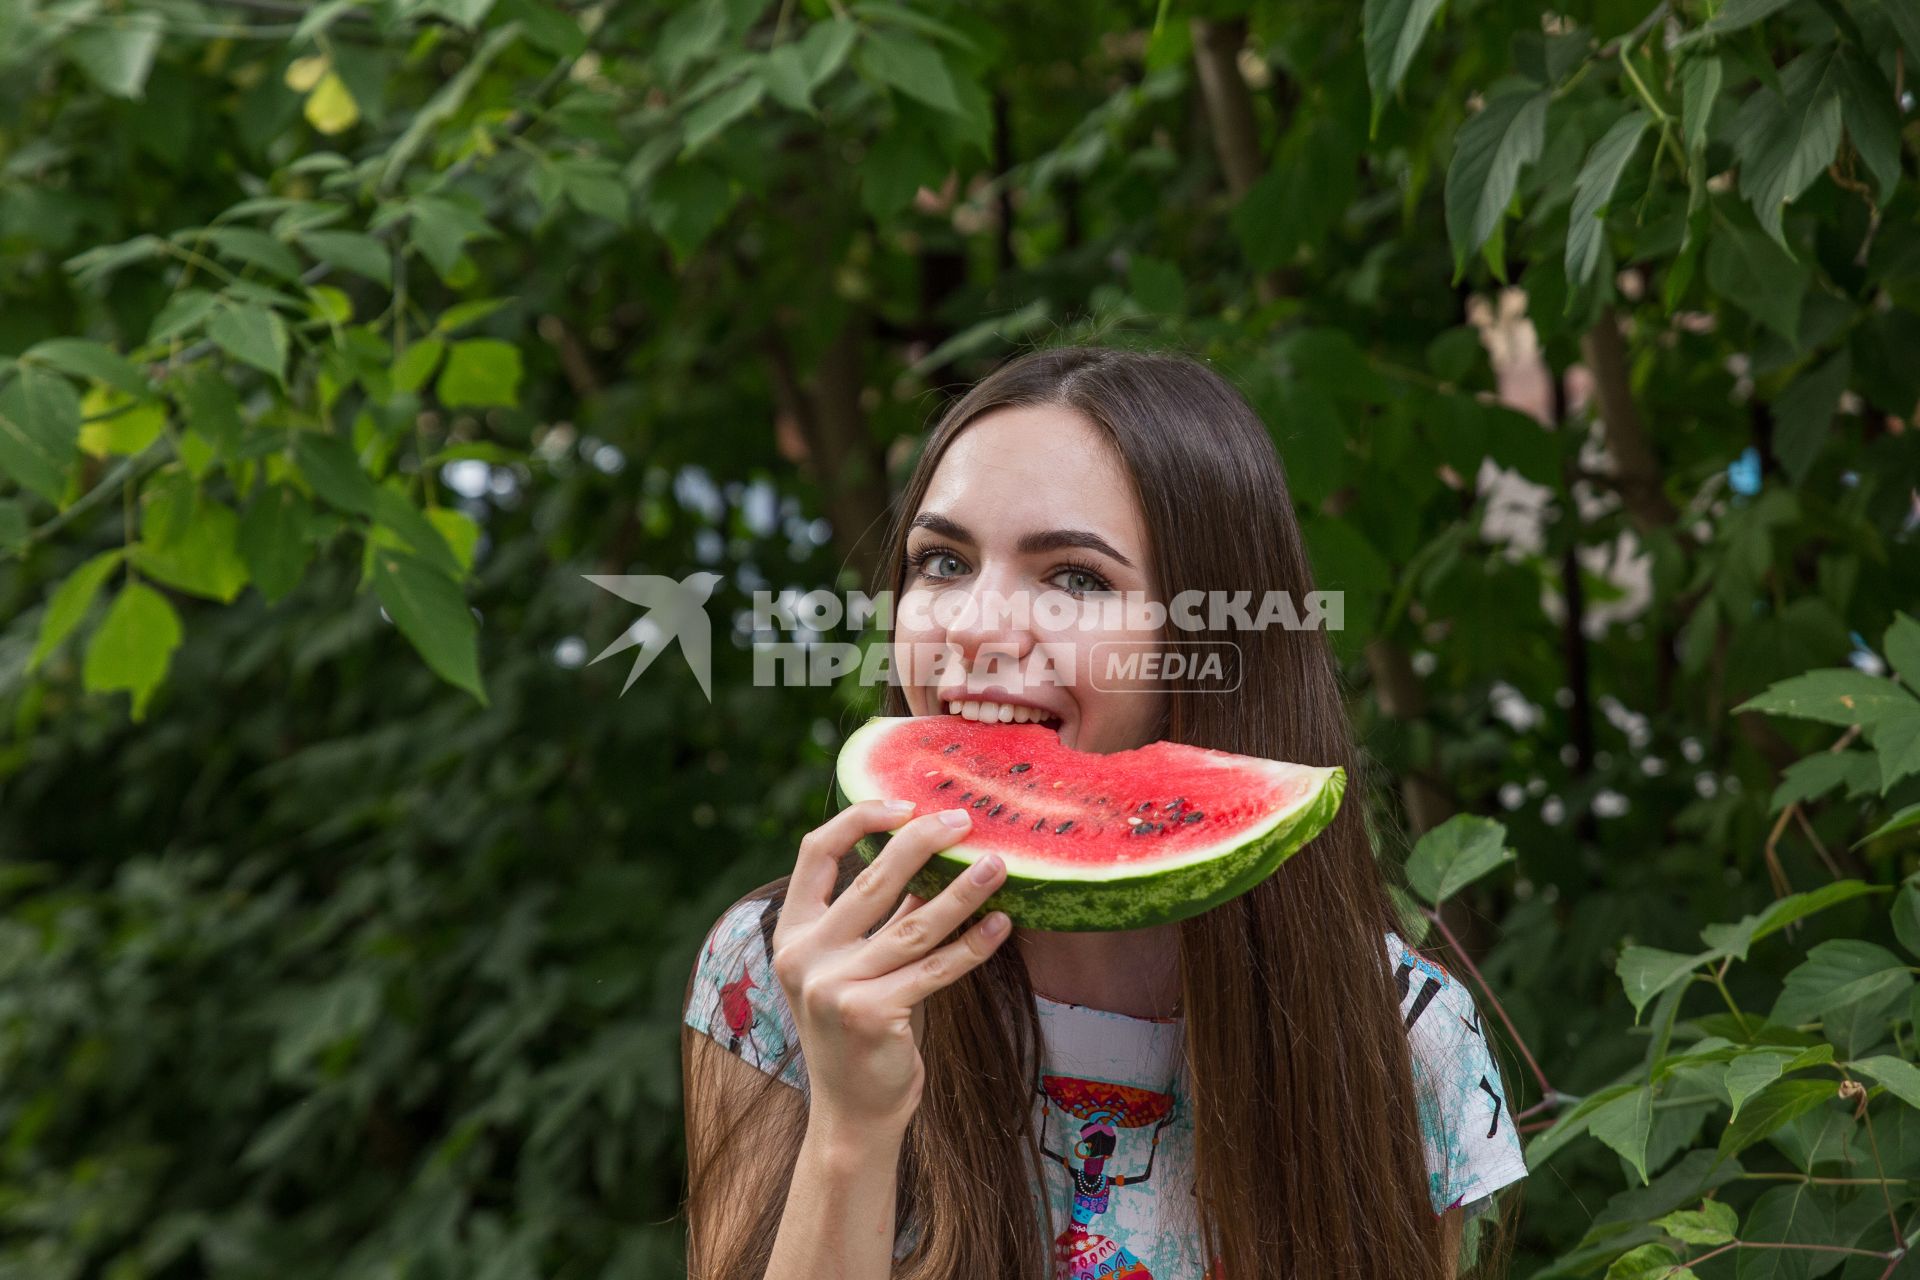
[942,699,1059,725]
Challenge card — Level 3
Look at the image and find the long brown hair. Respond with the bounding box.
[683,341,1522,1278]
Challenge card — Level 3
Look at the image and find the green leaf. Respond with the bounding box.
[1717,1078,1837,1159]
[201,227,306,284]
[427,506,481,573]
[762,43,816,113]
[1769,751,1878,812]
[77,388,165,459]
[1885,613,1920,693]
[0,366,83,502]
[1852,1056,1920,1110]
[1523,1081,1639,1167]
[24,338,149,397]
[1699,880,1889,962]
[1363,0,1447,134]
[208,304,290,384]
[1678,0,1797,43]
[1617,946,1711,1022]
[294,431,381,518]
[1589,1084,1654,1185]
[1878,0,1920,66]
[1834,47,1901,203]
[370,547,488,705]
[299,230,393,287]
[854,28,960,116]
[63,12,163,99]
[1404,814,1516,905]
[1444,90,1549,281]
[1734,668,1917,728]
[1566,109,1651,289]
[1654,1199,1738,1246]
[1731,46,1843,249]
[798,17,857,87]
[1771,349,1848,484]
[681,76,766,156]
[0,499,26,552]
[238,483,314,605]
[1855,802,1920,847]
[129,498,250,603]
[553,158,629,225]
[172,364,244,458]
[1682,56,1723,157]
[29,549,124,672]
[1605,1243,1696,1280]
[1867,707,1920,793]
[1893,880,1920,959]
[1705,221,1808,345]
[436,339,523,408]
[1770,939,1913,1027]
[433,299,511,335]
[1735,1183,1835,1279]
[369,483,464,580]
[81,582,182,721]
[644,160,737,263]
[392,339,446,396]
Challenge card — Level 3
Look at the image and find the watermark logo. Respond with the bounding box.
[583,571,722,699]
[583,582,1340,696]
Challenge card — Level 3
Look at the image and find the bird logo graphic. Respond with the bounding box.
[581,571,724,699]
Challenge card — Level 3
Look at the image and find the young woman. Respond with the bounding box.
[681,344,1529,1279]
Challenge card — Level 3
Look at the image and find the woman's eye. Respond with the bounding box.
[913,550,965,579]
[1055,568,1109,595]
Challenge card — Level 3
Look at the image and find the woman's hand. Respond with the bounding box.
[771,799,1012,1137]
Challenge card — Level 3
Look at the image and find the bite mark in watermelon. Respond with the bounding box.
[832,715,1347,932]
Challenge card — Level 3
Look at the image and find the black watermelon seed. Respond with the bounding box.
[988,803,1004,817]
[1010,762,1032,773]
[1136,801,1153,813]
[1183,811,1203,822]
[1165,797,1185,811]
[972,795,991,808]
[958,791,972,803]
[943,743,960,753]
[1054,820,1074,834]
[936,779,954,790]
[1033,818,1046,831]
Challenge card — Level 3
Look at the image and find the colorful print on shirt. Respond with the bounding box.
[683,896,1529,1279]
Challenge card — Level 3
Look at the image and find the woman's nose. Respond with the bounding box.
[939,574,1036,671]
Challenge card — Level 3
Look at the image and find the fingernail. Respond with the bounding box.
[982,912,1010,936]
[940,809,971,828]
[970,854,1002,883]
[883,799,914,814]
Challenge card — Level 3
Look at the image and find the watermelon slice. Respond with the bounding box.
[833,715,1347,932]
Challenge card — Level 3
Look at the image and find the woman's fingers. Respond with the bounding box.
[847,853,1006,979]
[817,810,973,944]
[779,799,916,933]
[881,911,1013,1007]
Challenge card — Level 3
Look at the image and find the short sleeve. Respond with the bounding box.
[1386,932,1529,1218]
[685,896,808,1094]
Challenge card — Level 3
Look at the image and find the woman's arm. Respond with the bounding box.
[768,1104,909,1278]
[685,1031,907,1279]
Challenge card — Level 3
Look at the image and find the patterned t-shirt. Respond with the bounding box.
[683,896,1529,1278]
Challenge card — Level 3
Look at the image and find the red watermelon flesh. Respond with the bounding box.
[834,715,1347,932]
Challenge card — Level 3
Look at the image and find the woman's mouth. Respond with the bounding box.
[941,698,1063,727]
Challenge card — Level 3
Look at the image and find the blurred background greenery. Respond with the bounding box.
[1,0,1918,1276]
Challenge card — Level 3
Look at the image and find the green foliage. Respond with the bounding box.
[0,0,1917,1275]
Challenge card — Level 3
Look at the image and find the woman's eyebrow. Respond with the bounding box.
[1019,527,1137,570]
[908,512,1135,570]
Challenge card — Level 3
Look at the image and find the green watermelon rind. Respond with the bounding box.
[832,722,1347,932]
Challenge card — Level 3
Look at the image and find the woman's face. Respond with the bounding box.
[894,405,1167,754]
